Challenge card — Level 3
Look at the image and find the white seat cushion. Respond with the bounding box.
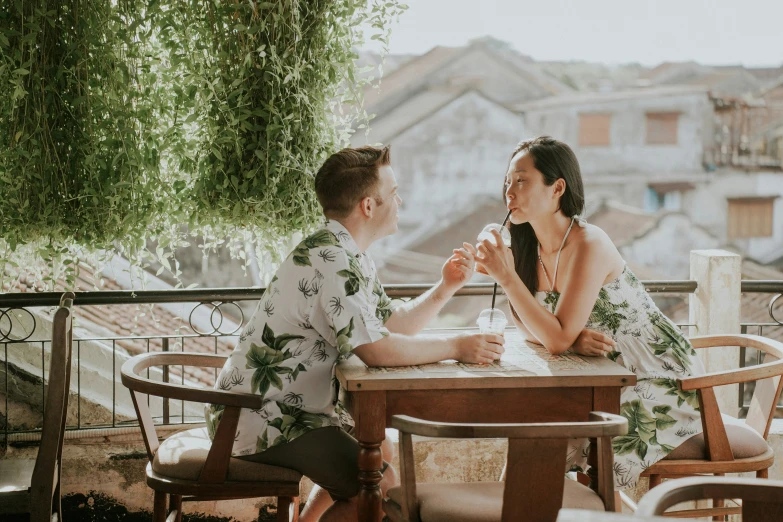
[152,427,302,483]
[664,415,769,461]
[386,479,604,522]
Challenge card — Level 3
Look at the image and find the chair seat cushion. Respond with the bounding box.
[386,479,604,522]
[664,415,769,460]
[0,459,34,494]
[152,428,302,483]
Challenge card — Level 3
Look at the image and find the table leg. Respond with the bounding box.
[352,391,386,522]
[592,386,622,512]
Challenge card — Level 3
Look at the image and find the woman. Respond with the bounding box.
[464,136,704,490]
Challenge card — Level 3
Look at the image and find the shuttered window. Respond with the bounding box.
[646,112,679,145]
[579,113,611,147]
[727,197,776,238]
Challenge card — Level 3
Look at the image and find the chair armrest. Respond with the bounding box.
[680,335,783,391]
[120,352,265,409]
[391,412,627,439]
[636,476,783,516]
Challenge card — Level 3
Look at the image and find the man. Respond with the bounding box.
[206,145,505,521]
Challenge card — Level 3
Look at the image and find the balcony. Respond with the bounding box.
[1,250,782,521]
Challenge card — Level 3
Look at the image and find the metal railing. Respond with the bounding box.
[738,282,783,418]
[1,279,780,447]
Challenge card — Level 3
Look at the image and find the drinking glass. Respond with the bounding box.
[477,223,511,247]
[477,308,507,336]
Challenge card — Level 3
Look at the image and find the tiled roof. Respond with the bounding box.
[362,46,463,112]
[515,85,708,111]
[587,201,658,247]
[4,265,237,386]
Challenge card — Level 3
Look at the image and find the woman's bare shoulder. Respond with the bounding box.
[572,222,616,252]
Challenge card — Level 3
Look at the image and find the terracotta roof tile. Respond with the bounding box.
[587,201,658,247]
[4,264,236,386]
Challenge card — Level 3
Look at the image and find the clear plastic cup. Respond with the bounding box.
[477,223,511,247]
[477,308,507,336]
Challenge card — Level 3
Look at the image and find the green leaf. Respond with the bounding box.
[262,324,276,348]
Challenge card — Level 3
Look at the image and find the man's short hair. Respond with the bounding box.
[314,145,391,218]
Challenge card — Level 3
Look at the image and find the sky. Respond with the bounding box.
[362,0,783,67]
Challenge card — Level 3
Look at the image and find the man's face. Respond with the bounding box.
[371,165,402,238]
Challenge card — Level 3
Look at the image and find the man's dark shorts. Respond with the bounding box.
[237,426,390,501]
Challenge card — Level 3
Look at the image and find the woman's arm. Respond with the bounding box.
[510,306,543,344]
[478,229,615,354]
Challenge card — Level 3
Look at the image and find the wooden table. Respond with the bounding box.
[336,328,637,522]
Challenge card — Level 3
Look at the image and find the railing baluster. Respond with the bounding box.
[4,343,8,450]
[181,336,185,424]
[162,337,169,425]
[41,341,45,424]
[77,340,81,429]
[112,339,116,427]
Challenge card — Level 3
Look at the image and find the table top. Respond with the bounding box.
[336,328,636,392]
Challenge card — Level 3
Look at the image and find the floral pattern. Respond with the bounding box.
[205,220,392,456]
[536,265,705,490]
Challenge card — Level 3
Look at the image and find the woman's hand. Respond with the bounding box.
[475,229,516,286]
[441,242,477,292]
[571,329,616,357]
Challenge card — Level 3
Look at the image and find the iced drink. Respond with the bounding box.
[476,224,511,248]
[477,308,507,336]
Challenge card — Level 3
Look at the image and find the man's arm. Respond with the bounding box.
[383,280,455,335]
[352,331,505,367]
[384,244,476,336]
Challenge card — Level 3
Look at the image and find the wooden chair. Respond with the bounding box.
[636,476,783,521]
[0,292,75,522]
[120,352,302,522]
[383,412,628,522]
[640,334,783,519]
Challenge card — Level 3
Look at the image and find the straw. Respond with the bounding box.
[489,209,513,323]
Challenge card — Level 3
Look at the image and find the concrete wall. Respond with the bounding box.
[683,170,783,261]
[380,91,527,228]
[523,91,712,175]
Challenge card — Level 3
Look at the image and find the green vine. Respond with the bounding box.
[0,0,406,290]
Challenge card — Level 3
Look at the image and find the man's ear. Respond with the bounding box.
[359,196,374,218]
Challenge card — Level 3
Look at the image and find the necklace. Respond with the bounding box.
[538,217,576,292]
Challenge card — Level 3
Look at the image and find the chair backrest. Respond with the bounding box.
[30,292,74,521]
[391,412,628,522]
[680,335,783,461]
[121,351,264,483]
[636,476,783,521]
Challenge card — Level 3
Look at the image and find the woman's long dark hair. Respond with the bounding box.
[505,137,585,318]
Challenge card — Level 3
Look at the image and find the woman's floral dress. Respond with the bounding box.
[536,266,705,490]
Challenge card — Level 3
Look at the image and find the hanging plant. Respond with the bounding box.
[0,0,169,286]
[0,0,406,290]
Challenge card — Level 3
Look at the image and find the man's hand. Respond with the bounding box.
[452,333,505,364]
[441,242,477,292]
[571,329,615,357]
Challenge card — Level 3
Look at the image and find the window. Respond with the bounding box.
[645,188,682,212]
[579,113,611,146]
[646,112,679,145]
[645,182,694,212]
[727,197,777,238]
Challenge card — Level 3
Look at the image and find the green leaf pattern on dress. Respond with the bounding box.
[588,288,629,335]
[536,265,704,491]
